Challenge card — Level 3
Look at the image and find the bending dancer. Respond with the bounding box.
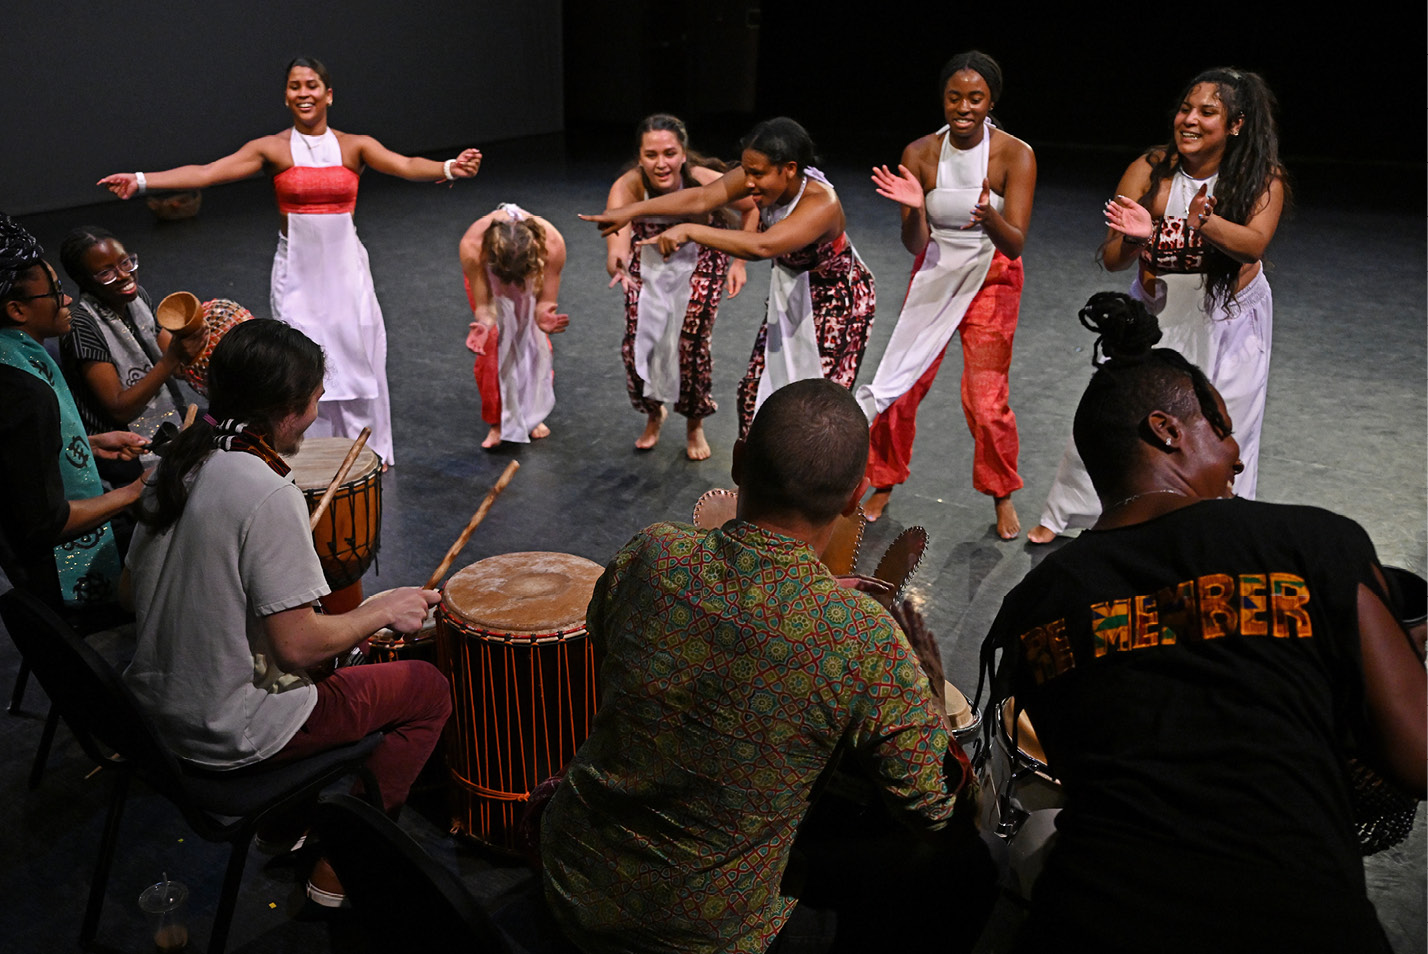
[860,51,1035,538]
[603,114,754,460]
[585,117,875,437]
[458,204,568,449]
[984,292,1422,953]
[97,55,481,466]
[1028,67,1285,543]
[58,226,202,484]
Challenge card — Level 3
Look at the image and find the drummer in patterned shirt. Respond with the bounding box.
[540,378,994,954]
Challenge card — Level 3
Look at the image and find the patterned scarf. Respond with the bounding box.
[204,414,291,477]
[0,327,122,606]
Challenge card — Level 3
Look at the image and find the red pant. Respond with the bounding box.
[274,660,451,813]
[867,252,1024,498]
[465,275,503,426]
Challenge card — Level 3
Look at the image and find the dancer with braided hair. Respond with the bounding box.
[984,291,1421,953]
[97,56,482,466]
[1029,67,1287,542]
[458,205,568,448]
[603,114,755,459]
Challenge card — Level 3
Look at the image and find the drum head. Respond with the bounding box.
[444,552,604,638]
[284,437,382,490]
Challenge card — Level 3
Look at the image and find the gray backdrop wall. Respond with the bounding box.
[1,0,564,215]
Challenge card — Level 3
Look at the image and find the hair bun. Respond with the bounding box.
[1078,291,1162,365]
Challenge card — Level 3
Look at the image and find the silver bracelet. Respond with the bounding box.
[135,171,148,195]
[443,159,456,182]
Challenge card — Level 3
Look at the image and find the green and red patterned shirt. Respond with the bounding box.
[541,520,961,954]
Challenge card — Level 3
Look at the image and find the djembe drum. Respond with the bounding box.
[436,552,604,851]
[283,438,383,611]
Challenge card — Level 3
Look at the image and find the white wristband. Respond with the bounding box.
[135,172,148,195]
[442,159,456,182]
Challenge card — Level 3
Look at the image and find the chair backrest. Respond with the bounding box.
[313,794,510,951]
[0,587,184,782]
[690,488,865,576]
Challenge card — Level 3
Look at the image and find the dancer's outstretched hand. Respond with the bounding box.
[871,164,923,209]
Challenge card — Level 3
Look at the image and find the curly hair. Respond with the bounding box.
[482,217,548,294]
[1139,68,1289,309]
[1072,292,1229,495]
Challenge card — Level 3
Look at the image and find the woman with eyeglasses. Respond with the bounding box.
[96,55,481,467]
[59,226,203,482]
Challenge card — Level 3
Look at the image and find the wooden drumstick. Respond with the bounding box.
[181,404,199,430]
[424,460,520,589]
[308,428,372,532]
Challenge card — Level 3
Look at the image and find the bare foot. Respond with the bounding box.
[481,425,502,449]
[635,406,667,451]
[864,487,893,522]
[994,495,1021,540]
[685,419,711,461]
[1027,524,1057,545]
[530,422,550,440]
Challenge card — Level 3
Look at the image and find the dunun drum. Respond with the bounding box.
[363,588,438,664]
[283,438,383,591]
[437,552,604,851]
[982,696,1065,898]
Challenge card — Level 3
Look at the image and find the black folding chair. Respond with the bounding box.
[313,793,511,951]
[0,587,383,954]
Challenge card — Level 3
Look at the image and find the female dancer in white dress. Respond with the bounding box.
[97,56,481,466]
[1028,67,1286,542]
[603,114,754,459]
[458,205,568,448]
[861,51,1035,538]
[584,117,876,438]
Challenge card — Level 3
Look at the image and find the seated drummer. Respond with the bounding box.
[123,318,450,908]
[0,212,147,613]
[541,378,993,954]
[984,293,1426,954]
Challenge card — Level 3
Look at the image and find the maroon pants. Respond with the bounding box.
[274,660,451,813]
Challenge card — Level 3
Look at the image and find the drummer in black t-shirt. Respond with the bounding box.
[985,292,1425,954]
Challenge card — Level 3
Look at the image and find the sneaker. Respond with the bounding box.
[255,828,308,856]
[305,856,347,909]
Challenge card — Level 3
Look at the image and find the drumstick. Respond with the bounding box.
[181,404,199,430]
[424,460,520,589]
[308,428,372,532]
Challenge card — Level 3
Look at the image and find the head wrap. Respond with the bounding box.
[0,212,45,301]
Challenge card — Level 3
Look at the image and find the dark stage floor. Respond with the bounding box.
[3,133,1424,952]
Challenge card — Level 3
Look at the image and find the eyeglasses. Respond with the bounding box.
[92,254,139,285]
[12,275,65,306]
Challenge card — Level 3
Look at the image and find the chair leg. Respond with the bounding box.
[9,657,31,714]
[28,706,60,789]
[207,829,255,954]
[82,768,131,947]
